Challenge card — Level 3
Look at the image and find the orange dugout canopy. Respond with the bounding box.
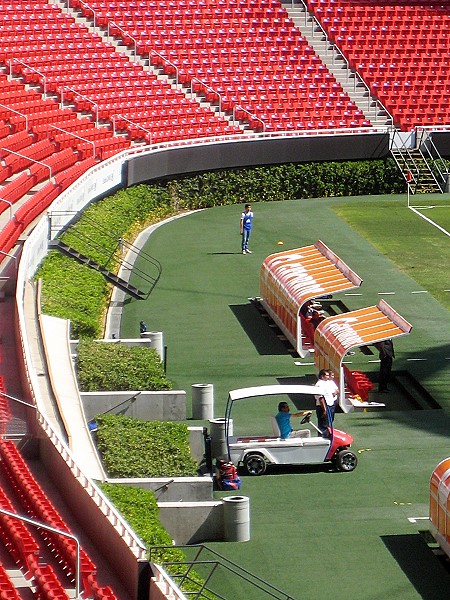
[260,240,363,357]
[314,299,413,411]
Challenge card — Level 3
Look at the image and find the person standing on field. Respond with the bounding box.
[240,203,253,254]
[376,339,395,392]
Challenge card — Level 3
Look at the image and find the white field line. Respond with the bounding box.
[409,206,450,237]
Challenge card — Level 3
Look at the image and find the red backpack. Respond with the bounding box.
[217,460,241,490]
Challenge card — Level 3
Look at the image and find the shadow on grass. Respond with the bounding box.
[238,462,335,477]
[381,534,450,600]
[230,303,291,355]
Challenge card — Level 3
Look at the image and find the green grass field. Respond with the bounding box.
[121,193,450,600]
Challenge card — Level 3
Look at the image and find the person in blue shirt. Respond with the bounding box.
[275,402,312,439]
[240,203,253,254]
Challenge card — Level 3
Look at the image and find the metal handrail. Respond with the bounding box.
[149,544,296,600]
[0,103,28,130]
[108,21,137,57]
[149,49,179,86]
[191,77,222,113]
[77,0,97,29]
[417,127,448,191]
[297,0,393,126]
[59,86,99,125]
[0,507,81,599]
[0,148,53,180]
[111,114,152,143]
[49,210,162,296]
[8,58,47,97]
[46,124,96,158]
[233,105,265,132]
[0,197,13,221]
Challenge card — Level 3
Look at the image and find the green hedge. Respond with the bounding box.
[165,159,404,208]
[77,339,172,392]
[99,483,215,597]
[37,184,175,338]
[95,414,198,477]
[37,160,404,339]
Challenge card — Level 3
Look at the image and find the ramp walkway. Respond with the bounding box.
[38,313,106,481]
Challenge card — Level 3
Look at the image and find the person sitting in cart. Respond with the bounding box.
[275,402,312,439]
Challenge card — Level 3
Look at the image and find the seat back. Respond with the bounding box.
[271,416,281,437]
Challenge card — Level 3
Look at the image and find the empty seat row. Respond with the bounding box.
[310,0,450,128]
[1,4,237,140]
[0,439,106,597]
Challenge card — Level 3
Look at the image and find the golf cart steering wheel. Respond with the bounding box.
[300,412,312,425]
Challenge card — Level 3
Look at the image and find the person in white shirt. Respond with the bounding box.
[314,369,338,434]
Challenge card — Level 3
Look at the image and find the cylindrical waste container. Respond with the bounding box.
[209,417,232,461]
[191,383,214,420]
[223,496,250,542]
[140,331,164,360]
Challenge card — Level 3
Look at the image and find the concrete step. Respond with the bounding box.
[281,0,392,126]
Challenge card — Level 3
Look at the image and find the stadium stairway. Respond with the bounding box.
[306,0,450,130]
[280,0,392,127]
[70,0,373,131]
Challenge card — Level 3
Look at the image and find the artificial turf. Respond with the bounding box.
[120,194,450,600]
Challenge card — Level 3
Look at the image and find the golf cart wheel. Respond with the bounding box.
[244,453,267,476]
[335,449,358,472]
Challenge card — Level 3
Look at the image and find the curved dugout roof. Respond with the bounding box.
[314,299,413,374]
[260,240,363,356]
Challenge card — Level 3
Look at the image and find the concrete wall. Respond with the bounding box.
[188,426,206,463]
[106,476,214,503]
[158,501,224,545]
[81,390,186,422]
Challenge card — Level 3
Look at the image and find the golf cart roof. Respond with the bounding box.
[228,385,319,403]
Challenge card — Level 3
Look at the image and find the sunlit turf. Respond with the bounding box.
[334,199,450,310]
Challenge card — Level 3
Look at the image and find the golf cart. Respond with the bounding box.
[224,385,358,475]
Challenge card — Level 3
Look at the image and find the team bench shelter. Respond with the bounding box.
[259,241,412,411]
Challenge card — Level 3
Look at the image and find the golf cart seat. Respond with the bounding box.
[271,416,310,438]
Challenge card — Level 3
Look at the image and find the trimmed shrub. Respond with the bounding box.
[99,483,216,597]
[95,414,198,478]
[76,339,172,392]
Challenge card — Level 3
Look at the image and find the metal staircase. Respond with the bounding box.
[48,211,162,300]
[390,129,447,194]
[49,239,148,299]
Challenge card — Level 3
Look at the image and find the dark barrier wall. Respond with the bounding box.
[429,132,450,157]
[128,132,390,185]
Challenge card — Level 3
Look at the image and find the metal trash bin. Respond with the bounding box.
[191,383,214,420]
[223,495,250,542]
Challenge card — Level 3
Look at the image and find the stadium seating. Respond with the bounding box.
[343,365,374,402]
[307,0,450,129]
[0,376,12,434]
[0,2,240,142]
[0,563,22,600]
[0,439,118,599]
[73,0,369,131]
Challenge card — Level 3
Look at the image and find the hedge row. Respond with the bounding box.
[99,483,215,597]
[77,339,172,392]
[95,414,198,477]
